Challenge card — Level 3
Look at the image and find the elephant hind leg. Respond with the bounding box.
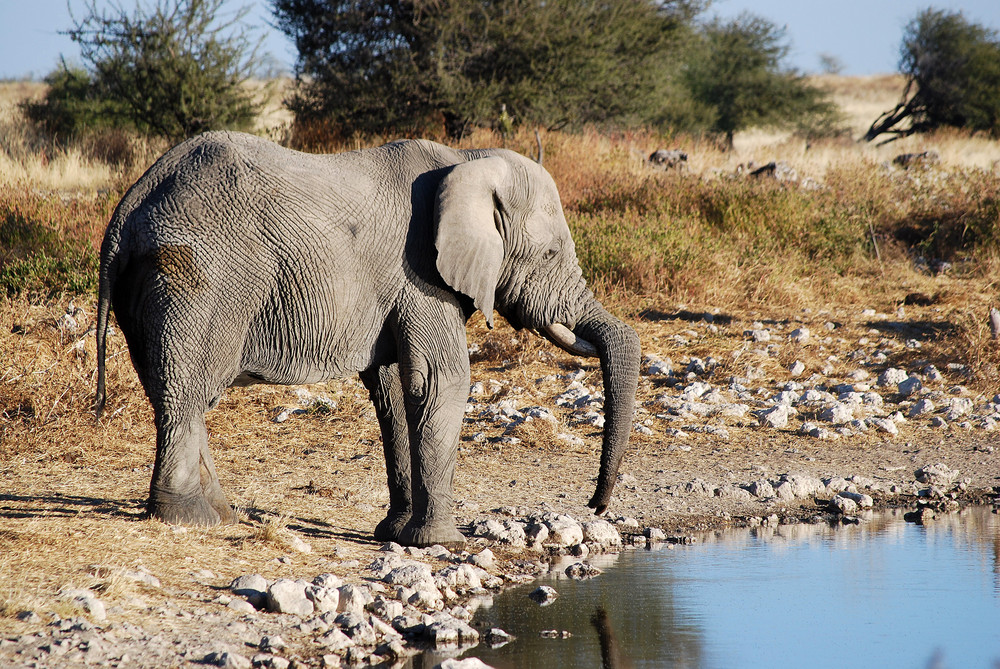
[148,413,236,526]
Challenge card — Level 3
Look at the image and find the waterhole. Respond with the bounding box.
[421,506,1000,668]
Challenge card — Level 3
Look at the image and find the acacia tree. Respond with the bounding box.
[271,0,704,138]
[25,0,263,142]
[865,9,1000,142]
[683,13,838,149]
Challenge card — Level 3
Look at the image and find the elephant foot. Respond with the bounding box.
[398,520,466,549]
[374,511,412,543]
[149,490,237,527]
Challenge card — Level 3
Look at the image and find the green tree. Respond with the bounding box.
[683,13,838,148]
[865,8,1000,142]
[271,0,705,138]
[24,0,263,142]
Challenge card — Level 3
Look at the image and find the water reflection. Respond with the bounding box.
[427,507,1000,669]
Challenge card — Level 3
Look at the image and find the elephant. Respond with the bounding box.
[94,131,641,547]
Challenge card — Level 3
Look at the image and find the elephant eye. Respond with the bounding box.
[543,247,558,261]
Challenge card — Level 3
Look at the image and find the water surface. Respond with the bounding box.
[440,507,1000,668]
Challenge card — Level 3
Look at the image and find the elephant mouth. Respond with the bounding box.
[536,323,599,358]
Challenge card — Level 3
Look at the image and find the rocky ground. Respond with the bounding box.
[2,296,999,668]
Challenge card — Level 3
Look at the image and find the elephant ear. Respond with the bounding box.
[434,156,509,328]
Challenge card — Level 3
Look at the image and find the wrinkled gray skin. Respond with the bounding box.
[95,132,640,547]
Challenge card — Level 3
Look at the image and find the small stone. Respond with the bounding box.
[878,368,908,387]
[789,360,806,377]
[306,585,340,614]
[469,548,495,570]
[747,479,775,498]
[757,404,791,429]
[832,494,858,514]
[528,586,558,605]
[259,635,287,652]
[543,515,584,547]
[231,574,268,609]
[908,399,935,417]
[915,463,959,486]
[818,403,853,424]
[252,655,290,669]
[644,527,667,542]
[897,376,923,397]
[564,562,602,580]
[869,418,899,435]
[485,627,513,647]
[266,579,313,616]
[581,519,622,548]
[435,658,497,669]
[321,653,343,668]
[227,599,257,615]
[317,628,354,651]
[205,651,252,669]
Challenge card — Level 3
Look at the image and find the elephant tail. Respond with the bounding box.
[94,199,132,420]
[94,249,112,420]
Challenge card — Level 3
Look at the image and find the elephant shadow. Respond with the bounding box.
[0,493,386,548]
[0,492,146,521]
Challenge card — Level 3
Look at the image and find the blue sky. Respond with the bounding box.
[2,0,999,81]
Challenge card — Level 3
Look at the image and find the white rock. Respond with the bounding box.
[908,398,935,417]
[469,518,527,546]
[832,494,858,514]
[317,628,354,651]
[946,397,973,420]
[436,658,496,669]
[528,586,558,605]
[337,583,374,615]
[382,563,434,589]
[819,403,853,424]
[878,368,909,386]
[205,651,251,669]
[915,463,959,486]
[266,579,313,616]
[789,360,806,377]
[897,376,923,397]
[59,588,107,621]
[747,479,775,498]
[469,548,495,570]
[306,585,340,614]
[869,417,899,435]
[757,404,791,429]
[581,519,622,548]
[788,328,810,343]
[544,515,584,547]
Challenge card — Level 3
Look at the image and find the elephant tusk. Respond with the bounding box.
[541,323,600,358]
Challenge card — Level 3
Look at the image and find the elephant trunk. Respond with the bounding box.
[545,301,640,514]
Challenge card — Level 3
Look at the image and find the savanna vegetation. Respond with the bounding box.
[2,1,1000,643]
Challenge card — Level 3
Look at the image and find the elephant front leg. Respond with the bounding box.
[148,413,236,526]
[361,363,412,542]
[395,335,470,548]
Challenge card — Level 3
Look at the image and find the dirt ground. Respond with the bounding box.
[2,284,1000,666]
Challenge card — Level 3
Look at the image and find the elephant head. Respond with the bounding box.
[434,151,641,513]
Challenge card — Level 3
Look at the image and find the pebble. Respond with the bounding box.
[528,586,559,605]
[915,463,959,486]
[564,562,602,580]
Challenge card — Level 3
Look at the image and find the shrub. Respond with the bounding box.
[24,0,263,143]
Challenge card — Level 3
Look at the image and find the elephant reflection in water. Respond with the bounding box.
[592,607,634,669]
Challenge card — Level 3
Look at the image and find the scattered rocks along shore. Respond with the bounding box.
[5,476,994,669]
[0,514,632,669]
